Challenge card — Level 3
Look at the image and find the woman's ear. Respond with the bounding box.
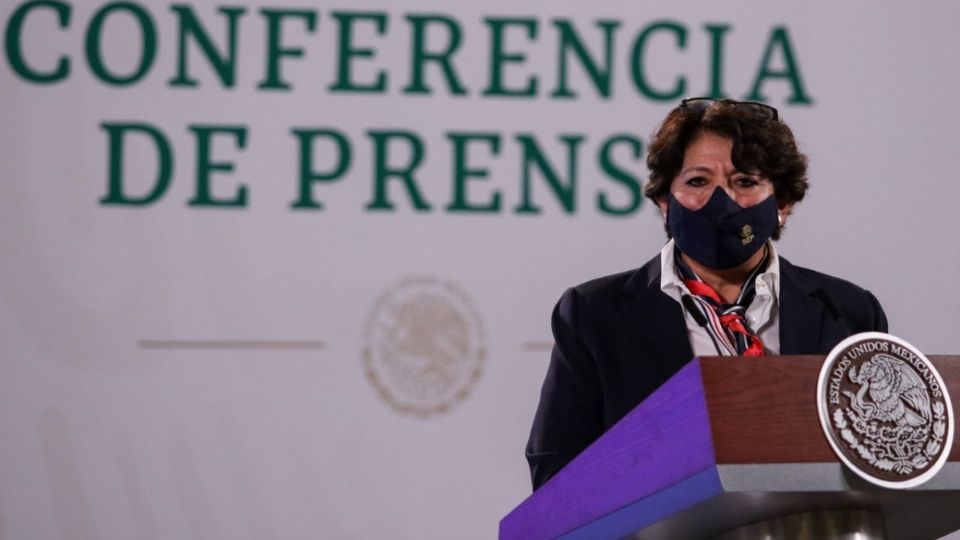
[657,196,669,219]
[778,202,794,226]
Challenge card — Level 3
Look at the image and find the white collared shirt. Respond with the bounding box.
[659,239,782,356]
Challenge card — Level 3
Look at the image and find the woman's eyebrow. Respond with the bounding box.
[678,165,715,176]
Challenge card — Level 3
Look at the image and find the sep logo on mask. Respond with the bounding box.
[740,224,755,245]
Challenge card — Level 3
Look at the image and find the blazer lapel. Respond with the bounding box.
[620,255,694,377]
[778,256,826,354]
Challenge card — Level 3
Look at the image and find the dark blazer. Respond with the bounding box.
[526,254,888,490]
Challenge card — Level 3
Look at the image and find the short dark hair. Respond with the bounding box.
[644,100,809,238]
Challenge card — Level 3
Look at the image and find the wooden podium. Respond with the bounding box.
[500,356,960,540]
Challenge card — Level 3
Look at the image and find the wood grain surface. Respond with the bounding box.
[700,355,960,464]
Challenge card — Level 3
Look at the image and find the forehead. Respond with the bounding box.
[684,132,732,158]
[680,132,734,170]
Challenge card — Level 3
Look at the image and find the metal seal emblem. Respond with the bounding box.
[362,276,485,417]
[817,332,954,488]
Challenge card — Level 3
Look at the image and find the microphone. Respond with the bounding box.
[682,294,709,327]
[683,293,726,356]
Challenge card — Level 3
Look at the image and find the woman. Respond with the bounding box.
[525,98,887,490]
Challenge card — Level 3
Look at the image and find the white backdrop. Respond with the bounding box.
[3,1,960,538]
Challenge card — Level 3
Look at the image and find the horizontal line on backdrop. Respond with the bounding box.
[139,340,327,350]
[523,341,553,352]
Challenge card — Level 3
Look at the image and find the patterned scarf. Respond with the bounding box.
[675,249,769,356]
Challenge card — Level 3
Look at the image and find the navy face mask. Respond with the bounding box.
[667,188,778,270]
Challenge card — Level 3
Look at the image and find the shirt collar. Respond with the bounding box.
[659,239,781,302]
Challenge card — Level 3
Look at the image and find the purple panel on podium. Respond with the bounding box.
[556,466,721,540]
[500,359,718,540]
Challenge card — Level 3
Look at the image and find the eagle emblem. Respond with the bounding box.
[362,276,486,417]
[739,224,755,245]
[817,333,954,489]
[844,353,931,427]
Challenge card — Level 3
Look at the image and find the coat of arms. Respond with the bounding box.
[817,332,954,488]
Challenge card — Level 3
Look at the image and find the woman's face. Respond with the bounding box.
[657,131,776,213]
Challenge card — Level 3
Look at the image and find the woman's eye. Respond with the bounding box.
[686,177,707,187]
[735,177,760,188]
